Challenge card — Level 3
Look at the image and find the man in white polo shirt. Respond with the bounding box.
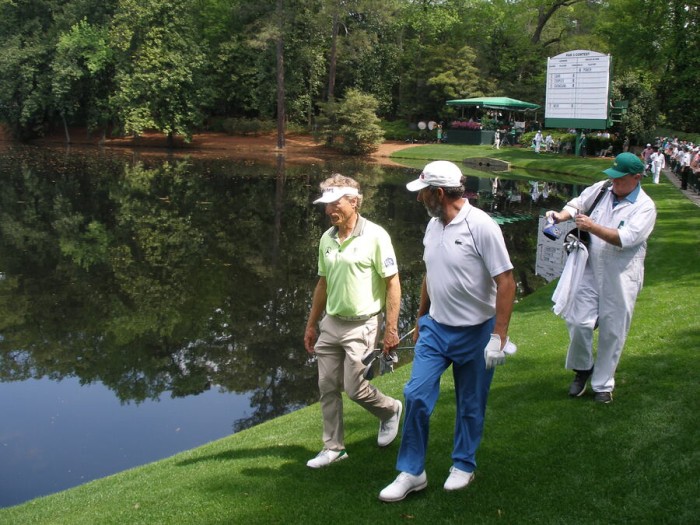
[304,174,403,469]
[379,161,516,501]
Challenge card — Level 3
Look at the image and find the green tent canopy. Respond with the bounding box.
[446,97,540,110]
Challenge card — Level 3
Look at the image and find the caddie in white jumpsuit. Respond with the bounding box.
[546,153,656,403]
[650,148,665,184]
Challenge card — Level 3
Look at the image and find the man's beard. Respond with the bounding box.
[423,201,442,218]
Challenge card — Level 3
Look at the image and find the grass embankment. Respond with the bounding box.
[2,150,699,524]
[390,143,617,183]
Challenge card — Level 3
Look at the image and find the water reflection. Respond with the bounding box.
[0,144,571,507]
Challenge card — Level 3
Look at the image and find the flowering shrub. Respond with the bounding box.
[450,120,482,130]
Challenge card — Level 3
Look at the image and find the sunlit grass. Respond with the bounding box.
[390,143,617,182]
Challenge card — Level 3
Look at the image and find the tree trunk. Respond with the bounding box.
[61,113,71,144]
[327,9,339,101]
[531,0,583,45]
[276,0,286,150]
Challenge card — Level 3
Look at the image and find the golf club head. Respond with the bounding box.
[363,357,377,380]
[361,348,381,366]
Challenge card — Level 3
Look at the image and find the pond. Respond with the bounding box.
[0,144,575,508]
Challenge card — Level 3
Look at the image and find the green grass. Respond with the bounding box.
[390,143,617,183]
[2,154,698,524]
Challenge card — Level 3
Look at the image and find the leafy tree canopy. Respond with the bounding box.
[0,0,698,141]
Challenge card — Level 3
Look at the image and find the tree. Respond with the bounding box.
[530,0,587,46]
[609,69,659,142]
[275,0,286,149]
[320,0,401,102]
[316,88,384,154]
[51,19,114,143]
[0,0,60,139]
[2,0,700,138]
[393,0,463,120]
[109,0,211,144]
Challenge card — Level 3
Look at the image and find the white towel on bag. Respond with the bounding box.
[551,243,589,320]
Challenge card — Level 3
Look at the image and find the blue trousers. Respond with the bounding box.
[396,315,495,475]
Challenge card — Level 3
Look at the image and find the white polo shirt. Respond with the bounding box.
[423,201,513,327]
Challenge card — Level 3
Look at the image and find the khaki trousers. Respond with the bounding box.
[314,314,398,451]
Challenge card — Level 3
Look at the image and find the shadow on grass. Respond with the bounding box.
[175,444,310,467]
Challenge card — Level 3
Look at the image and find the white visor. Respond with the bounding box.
[313,186,360,204]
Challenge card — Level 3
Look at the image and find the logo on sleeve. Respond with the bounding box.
[383,257,396,268]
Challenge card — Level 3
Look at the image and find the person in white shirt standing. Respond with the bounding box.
[679,146,692,190]
[545,133,554,152]
[534,130,543,153]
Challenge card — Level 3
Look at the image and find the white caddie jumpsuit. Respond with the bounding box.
[650,152,665,184]
[562,180,657,393]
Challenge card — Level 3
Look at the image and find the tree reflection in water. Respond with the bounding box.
[0,145,571,434]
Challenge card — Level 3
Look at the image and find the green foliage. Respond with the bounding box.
[51,19,114,132]
[316,89,385,155]
[0,0,699,141]
[110,1,211,142]
[610,69,659,144]
[56,217,112,270]
[655,127,700,144]
[221,117,276,136]
[478,117,499,131]
[379,119,413,141]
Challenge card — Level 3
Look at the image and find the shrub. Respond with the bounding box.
[221,118,276,136]
[380,120,412,141]
[315,89,384,155]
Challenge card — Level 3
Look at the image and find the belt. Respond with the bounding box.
[332,311,381,322]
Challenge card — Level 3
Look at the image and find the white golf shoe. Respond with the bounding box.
[377,400,402,447]
[306,449,348,469]
[443,466,474,491]
[378,471,427,502]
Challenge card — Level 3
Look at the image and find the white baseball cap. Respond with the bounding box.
[406,161,463,192]
[313,186,360,204]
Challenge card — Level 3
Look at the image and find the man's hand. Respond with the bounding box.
[484,334,506,369]
[304,326,318,355]
[382,329,399,354]
[575,213,600,235]
[545,210,561,223]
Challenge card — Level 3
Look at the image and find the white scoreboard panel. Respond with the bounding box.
[545,50,611,129]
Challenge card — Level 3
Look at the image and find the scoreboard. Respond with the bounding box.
[545,50,611,130]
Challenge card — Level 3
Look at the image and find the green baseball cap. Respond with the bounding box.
[603,152,645,178]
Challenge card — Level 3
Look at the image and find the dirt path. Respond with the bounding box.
[23,129,417,167]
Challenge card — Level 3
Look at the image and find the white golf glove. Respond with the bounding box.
[484,334,506,369]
